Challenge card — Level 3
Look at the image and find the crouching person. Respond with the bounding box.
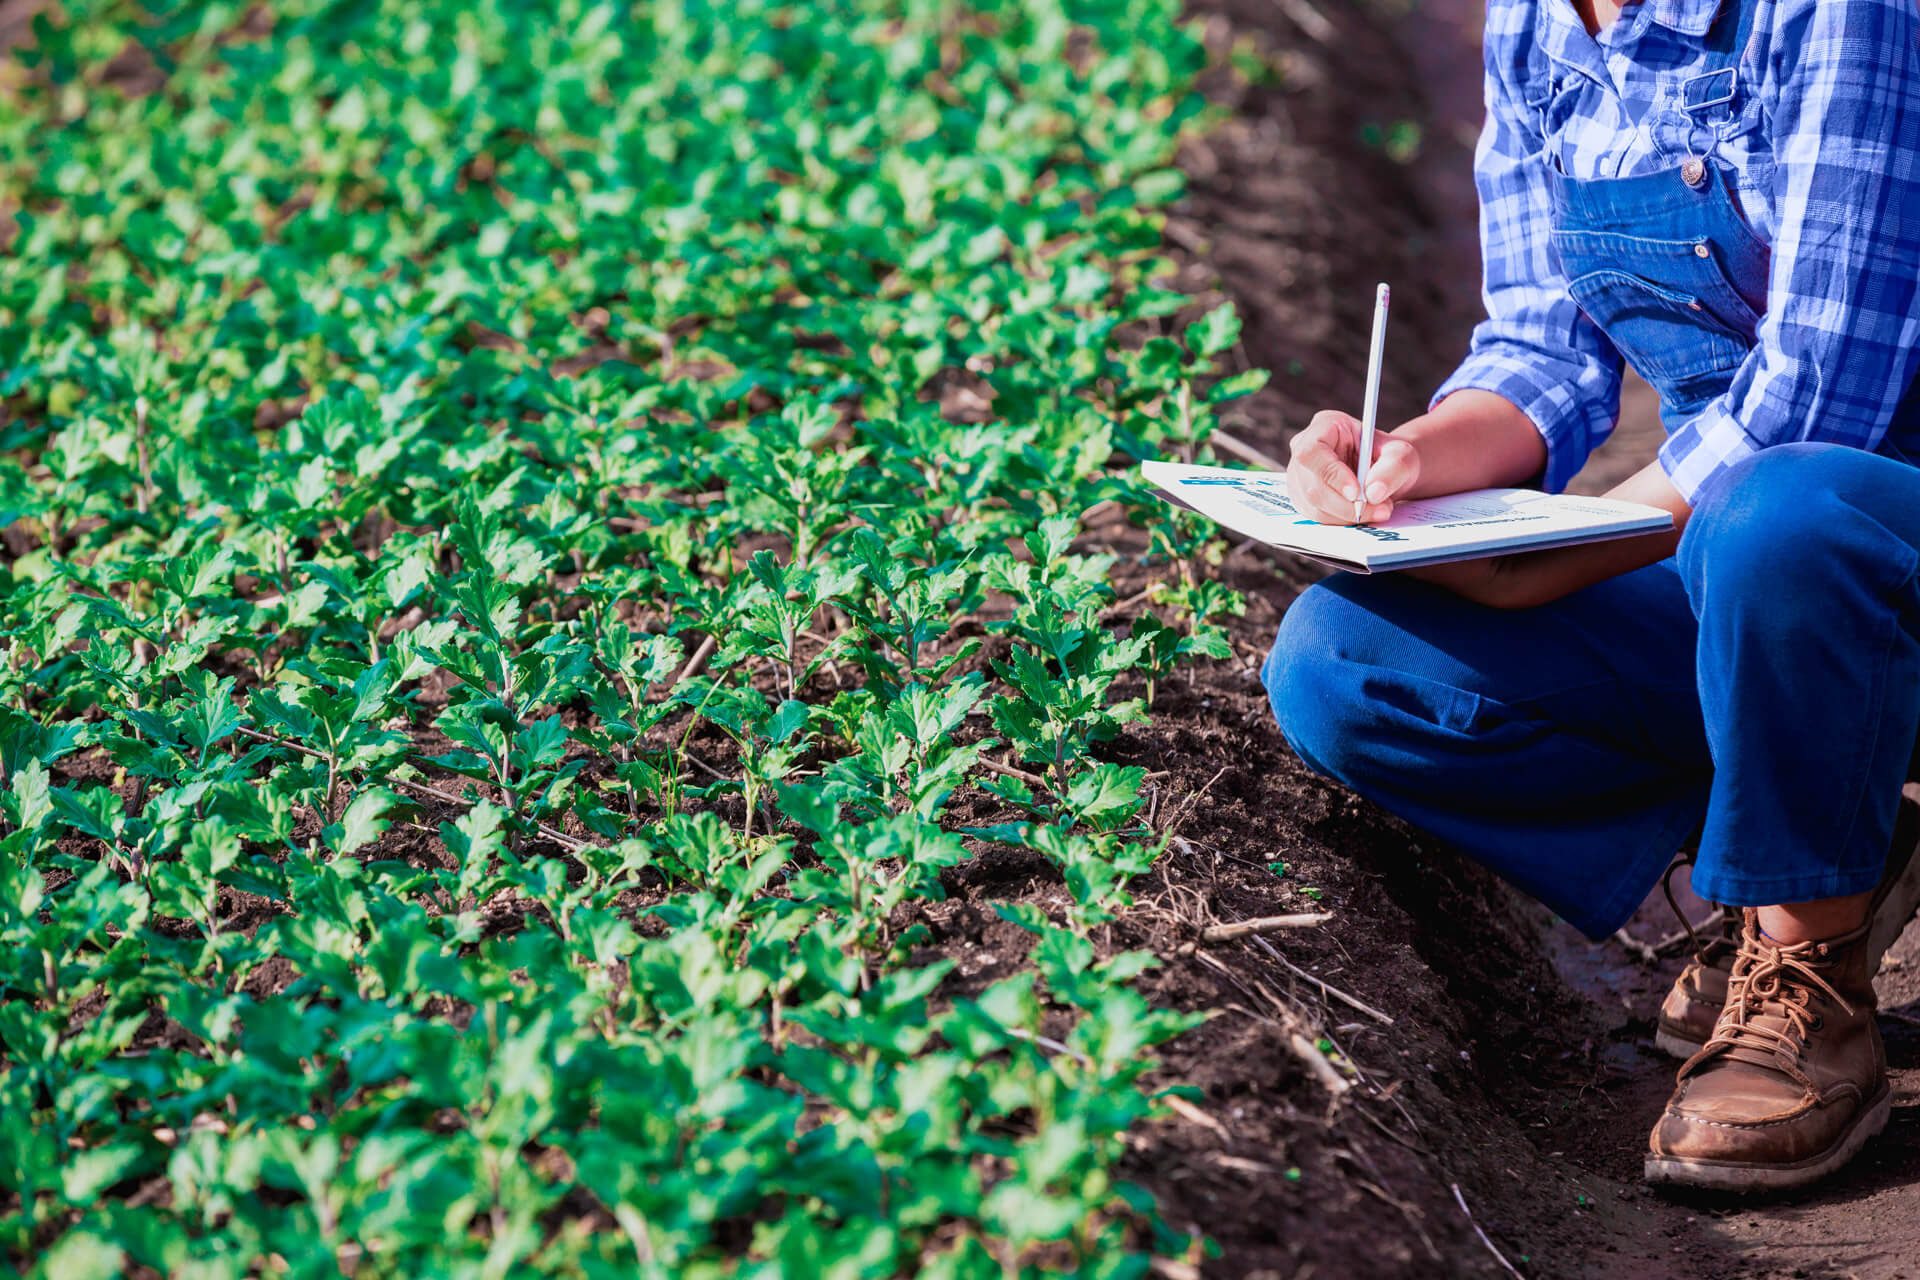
[1261,0,1920,1191]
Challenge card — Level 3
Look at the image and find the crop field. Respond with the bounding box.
[0,1,1275,1275]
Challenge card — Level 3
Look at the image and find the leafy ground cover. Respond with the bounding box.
[0,1,1295,1275]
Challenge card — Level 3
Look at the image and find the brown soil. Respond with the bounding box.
[1051,0,1920,1275]
[22,1,1919,1275]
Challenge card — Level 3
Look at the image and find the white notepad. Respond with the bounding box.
[1142,461,1674,573]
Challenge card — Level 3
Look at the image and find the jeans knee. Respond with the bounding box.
[1680,444,1848,593]
[1264,585,1365,776]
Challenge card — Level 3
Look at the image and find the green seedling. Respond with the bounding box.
[0,0,1251,1273]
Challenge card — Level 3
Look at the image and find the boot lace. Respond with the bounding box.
[1704,932,1854,1064]
[1659,850,1731,963]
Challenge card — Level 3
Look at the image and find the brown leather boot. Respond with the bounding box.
[1653,794,1920,1060]
[1655,909,1738,1059]
[1645,910,1890,1191]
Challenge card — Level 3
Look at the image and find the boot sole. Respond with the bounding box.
[1643,1085,1892,1192]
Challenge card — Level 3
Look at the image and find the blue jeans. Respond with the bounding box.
[1262,443,1920,938]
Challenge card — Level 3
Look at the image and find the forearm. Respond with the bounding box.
[1392,389,1549,498]
[1408,459,1690,608]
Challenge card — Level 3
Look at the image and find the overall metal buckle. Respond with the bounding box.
[1678,67,1736,192]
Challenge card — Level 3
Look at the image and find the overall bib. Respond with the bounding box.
[1547,0,1769,438]
[1262,0,1920,937]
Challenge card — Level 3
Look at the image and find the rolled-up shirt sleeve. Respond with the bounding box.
[1659,0,1920,506]
[1432,16,1623,494]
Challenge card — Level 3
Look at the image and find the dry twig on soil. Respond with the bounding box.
[977,755,1049,790]
[1450,1183,1525,1280]
[1177,912,1332,953]
[673,633,718,685]
[1194,949,1353,1099]
[1161,218,1208,254]
[1274,0,1338,45]
[1217,996,1351,1099]
[1612,927,1663,967]
[1161,1094,1230,1141]
[1649,906,1726,956]
[1170,833,1281,875]
[1252,933,1396,1026]
[1158,768,1230,844]
[1286,1028,1352,1097]
[682,750,730,782]
[1341,1145,1443,1265]
[1006,1027,1090,1064]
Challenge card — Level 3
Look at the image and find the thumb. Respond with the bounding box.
[1361,435,1420,505]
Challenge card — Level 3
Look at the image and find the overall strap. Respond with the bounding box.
[1681,0,1760,128]
[1703,0,1758,64]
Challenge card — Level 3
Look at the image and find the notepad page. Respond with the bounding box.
[1140,461,1673,570]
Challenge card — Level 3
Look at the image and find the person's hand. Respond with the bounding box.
[1285,410,1422,524]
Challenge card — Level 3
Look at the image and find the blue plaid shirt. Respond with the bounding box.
[1434,0,1920,503]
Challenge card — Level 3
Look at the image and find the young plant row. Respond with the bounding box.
[0,0,1263,1274]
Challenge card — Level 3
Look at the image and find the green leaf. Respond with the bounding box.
[184,819,241,878]
[768,699,810,743]
[1131,168,1186,204]
[1208,367,1270,403]
[776,781,839,836]
[9,759,52,830]
[33,1229,126,1280]
[444,801,508,873]
[983,1183,1086,1242]
[1062,762,1146,827]
[50,786,123,843]
[327,787,400,856]
[513,716,569,769]
[1188,304,1242,358]
[60,1144,143,1203]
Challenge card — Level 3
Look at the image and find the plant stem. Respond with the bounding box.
[135,397,152,516]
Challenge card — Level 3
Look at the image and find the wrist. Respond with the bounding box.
[1392,391,1546,497]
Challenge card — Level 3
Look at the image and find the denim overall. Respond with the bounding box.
[1547,0,1769,437]
[1262,0,1920,937]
